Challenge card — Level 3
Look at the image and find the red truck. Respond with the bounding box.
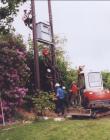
[69,67,110,118]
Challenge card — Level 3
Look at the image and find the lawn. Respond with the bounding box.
[0,118,110,140]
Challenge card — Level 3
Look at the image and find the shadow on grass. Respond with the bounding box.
[70,115,92,120]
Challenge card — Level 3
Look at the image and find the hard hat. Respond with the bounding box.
[55,83,60,87]
[47,68,51,73]
[62,86,66,90]
[79,71,84,74]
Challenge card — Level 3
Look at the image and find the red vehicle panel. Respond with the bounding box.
[83,90,110,108]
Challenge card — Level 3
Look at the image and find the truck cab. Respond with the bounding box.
[78,70,110,109]
[78,71,103,91]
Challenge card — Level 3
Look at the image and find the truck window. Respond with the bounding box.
[88,72,102,87]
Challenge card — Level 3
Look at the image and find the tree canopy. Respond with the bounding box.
[26,36,78,92]
[0,0,27,34]
[102,71,110,89]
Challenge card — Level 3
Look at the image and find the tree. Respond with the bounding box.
[0,33,30,120]
[102,71,110,89]
[24,36,78,113]
[0,0,27,34]
[27,36,77,92]
[55,37,77,89]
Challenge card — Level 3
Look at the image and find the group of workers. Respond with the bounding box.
[55,81,81,116]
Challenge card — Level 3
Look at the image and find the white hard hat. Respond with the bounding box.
[55,83,60,87]
[80,71,84,74]
[47,68,51,73]
[62,86,66,90]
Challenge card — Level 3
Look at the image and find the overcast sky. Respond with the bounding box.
[13,1,110,71]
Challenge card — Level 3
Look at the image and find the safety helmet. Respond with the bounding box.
[47,68,51,73]
[62,86,66,90]
[55,83,60,87]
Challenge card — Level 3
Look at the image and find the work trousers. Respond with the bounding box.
[56,98,65,115]
[70,93,79,106]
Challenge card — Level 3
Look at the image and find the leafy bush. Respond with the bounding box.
[33,91,55,116]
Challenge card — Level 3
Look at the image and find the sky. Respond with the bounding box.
[13,1,110,71]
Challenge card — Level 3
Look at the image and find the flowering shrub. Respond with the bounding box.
[0,34,30,121]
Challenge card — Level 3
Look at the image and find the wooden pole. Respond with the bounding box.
[31,0,40,90]
[48,0,56,87]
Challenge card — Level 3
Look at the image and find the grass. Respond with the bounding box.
[0,118,110,140]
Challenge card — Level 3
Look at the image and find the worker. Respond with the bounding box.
[55,83,65,116]
[78,67,85,105]
[70,81,79,107]
[62,86,69,112]
[22,10,32,29]
[46,68,54,91]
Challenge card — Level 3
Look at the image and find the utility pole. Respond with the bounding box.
[48,0,56,87]
[31,0,40,90]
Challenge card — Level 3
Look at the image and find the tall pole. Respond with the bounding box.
[48,0,56,87]
[31,0,40,90]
